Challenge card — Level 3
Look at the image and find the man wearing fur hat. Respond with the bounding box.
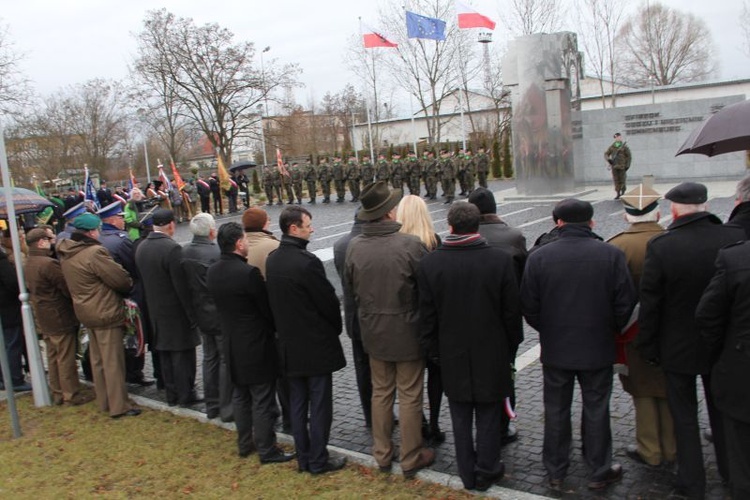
[520,198,636,492]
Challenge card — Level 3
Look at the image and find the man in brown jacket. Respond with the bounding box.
[345,182,435,478]
[58,213,140,418]
[607,185,676,467]
[24,226,93,406]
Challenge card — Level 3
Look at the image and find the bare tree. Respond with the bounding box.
[618,2,716,86]
[742,1,750,58]
[0,21,32,117]
[576,0,627,107]
[132,9,300,165]
[505,0,564,36]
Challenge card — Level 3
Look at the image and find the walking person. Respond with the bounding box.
[604,132,632,199]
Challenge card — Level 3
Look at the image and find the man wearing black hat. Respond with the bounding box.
[520,198,636,492]
[607,186,675,468]
[345,181,435,478]
[604,133,631,199]
[135,209,201,407]
[637,182,744,498]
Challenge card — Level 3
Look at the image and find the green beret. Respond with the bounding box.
[72,213,101,231]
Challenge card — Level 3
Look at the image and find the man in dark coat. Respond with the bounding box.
[636,182,745,498]
[182,213,233,422]
[96,181,114,207]
[208,222,293,463]
[520,198,636,492]
[265,206,347,475]
[418,203,522,491]
[725,175,750,238]
[135,209,201,407]
[333,210,371,428]
[196,175,211,214]
[0,242,28,391]
[696,239,750,500]
[208,173,222,214]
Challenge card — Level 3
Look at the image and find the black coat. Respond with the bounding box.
[265,235,345,377]
[637,212,746,374]
[520,224,636,370]
[333,220,364,341]
[135,232,199,351]
[477,214,528,283]
[181,236,221,336]
[696,240,750,424]
[418,239,523,402]
[0,250,21,328]
[207,253,278,385]
[726,201,750,239]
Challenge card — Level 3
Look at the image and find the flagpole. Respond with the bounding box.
[144,141,152,184]
[409,94,418,154]
[351,110,359,162]
[366,101,376,164]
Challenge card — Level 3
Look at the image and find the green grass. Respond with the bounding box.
[0,396,474,499]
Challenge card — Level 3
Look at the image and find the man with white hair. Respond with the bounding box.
[182,213,233,422]
[637,182,745,498]
[726,174,750,238]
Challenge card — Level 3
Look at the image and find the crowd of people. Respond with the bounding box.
[2,172,750,498]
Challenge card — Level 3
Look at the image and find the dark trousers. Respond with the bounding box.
[288,374,333,472]
[724,414,750,500]
[665,371,729,498]
[202,333,233,421]
[351,335,372,427]
[200,196,210,213]
[501,345,519,436]
[426,358,443,430]
[211,192,222,213]
[125,348,146,383]
[233,380,279,458]
[0,325,24,386]
[449,400,505,490]
[159,348,197,405]
[542,365,613,481]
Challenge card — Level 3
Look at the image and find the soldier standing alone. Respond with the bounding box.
[604,133,632,199]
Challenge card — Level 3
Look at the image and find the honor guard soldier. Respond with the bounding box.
[423,151,439,200]
[290,162,304,205]
[390,154,404,192]
[318,157,332,203]
[439,151,456,204]
[604,133,632,199]
[463,150,476,195]
[476,147,490,188]
[376,154,390,184]
[332,155,347,203]
[304,159,318,204]
[346,156,362,202]
[361,155,375,187]
[406,152,421,196]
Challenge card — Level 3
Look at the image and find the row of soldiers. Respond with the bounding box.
[262,148,492,206]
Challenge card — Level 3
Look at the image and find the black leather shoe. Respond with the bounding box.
[548,477,564,491]
[309,456,347,475]
[587,464,623,490]
[206,409,219,419]
[475,463,505,491]
[259,447,295,464]
[501,424,518,446]
[111,408,142,419]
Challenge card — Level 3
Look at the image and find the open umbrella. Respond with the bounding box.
[229,160,257,173]
[0,187,54,219]
[676,99,750,157]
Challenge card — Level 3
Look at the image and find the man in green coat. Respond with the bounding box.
[604,133,632,199]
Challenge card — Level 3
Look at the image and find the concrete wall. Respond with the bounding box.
[573,95,747,186]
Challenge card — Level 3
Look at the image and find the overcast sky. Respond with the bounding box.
[3,0,748,114]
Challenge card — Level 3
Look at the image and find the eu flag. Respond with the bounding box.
[405,11,446,41]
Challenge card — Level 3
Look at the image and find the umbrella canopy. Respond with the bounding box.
[229,160,257,173]
[676,99,750,157]
[0,187,54,219]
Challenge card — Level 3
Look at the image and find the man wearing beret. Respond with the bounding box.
[604,132,632,199]
[57,213,140,418]
[136,209,201,407]
[607,186,676,468]
[637,182,745,498]
[520,198,636,492]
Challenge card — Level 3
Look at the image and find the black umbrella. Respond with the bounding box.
[0,187,54,219]
[229,160,257,173]
[676,99,750,157]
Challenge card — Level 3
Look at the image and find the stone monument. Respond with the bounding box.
[504,32,582,195]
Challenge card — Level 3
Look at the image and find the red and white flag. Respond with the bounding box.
[456,1,496,30]
[276,148,289,177]
[361,21,398,48]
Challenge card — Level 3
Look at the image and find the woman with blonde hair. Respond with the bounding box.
[396,194,444,445]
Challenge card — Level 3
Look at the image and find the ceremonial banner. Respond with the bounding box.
[216,151,231,191]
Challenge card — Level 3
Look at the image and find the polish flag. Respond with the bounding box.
[456,1,496,30]
[361,21,398,48]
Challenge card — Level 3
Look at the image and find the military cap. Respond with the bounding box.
[72,213,101,231]
[553,198,594,223]
[621,185,661,216]
[665,182,707,204]
[62,202,86,220]
[96,201,125,219]
[152,209,175,226]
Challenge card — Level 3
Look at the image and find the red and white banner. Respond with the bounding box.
[456,1,496,30]
[361,21,398,48]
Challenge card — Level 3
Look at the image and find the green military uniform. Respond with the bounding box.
[290,163,304,204]
[406,154,421,196]
[318,158,332,203]
[423,153,438,200]
[361,157,375,187]
[263,166,276,206]
[439,153,456,204]
[475,149,490,188]
[332,157,346,203]
[390,156,404,192]
[346,159,361,202]
[604,133,632,199]
[376,156,390,183]
[456,150,468,196]
[304,161,317,204]
[282,164,294,203]
[463,152,476,195]
[271,168,284,205]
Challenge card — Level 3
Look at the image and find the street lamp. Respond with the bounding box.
[257,104,268,166]
[259,46,271,166]
[135,108,152,183]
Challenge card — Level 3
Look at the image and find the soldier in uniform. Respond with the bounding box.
[282,163,294,204]
[476,147,490,188]
[604,132,632,199]
[406,152,421,196]
[263,166,276,206]
[456,149,468,196]
[271,167,284,206]
[361,155,375,187]
[439,150,456,204]
[290,162,304,205]
[464,150,476,195]
[332,155,347,203]
[376,154,390,184]
[318,157,332,204]
[390,154,404,192]
[304,159,318,204]
[423,151,438,200]
[346,156,362,202]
